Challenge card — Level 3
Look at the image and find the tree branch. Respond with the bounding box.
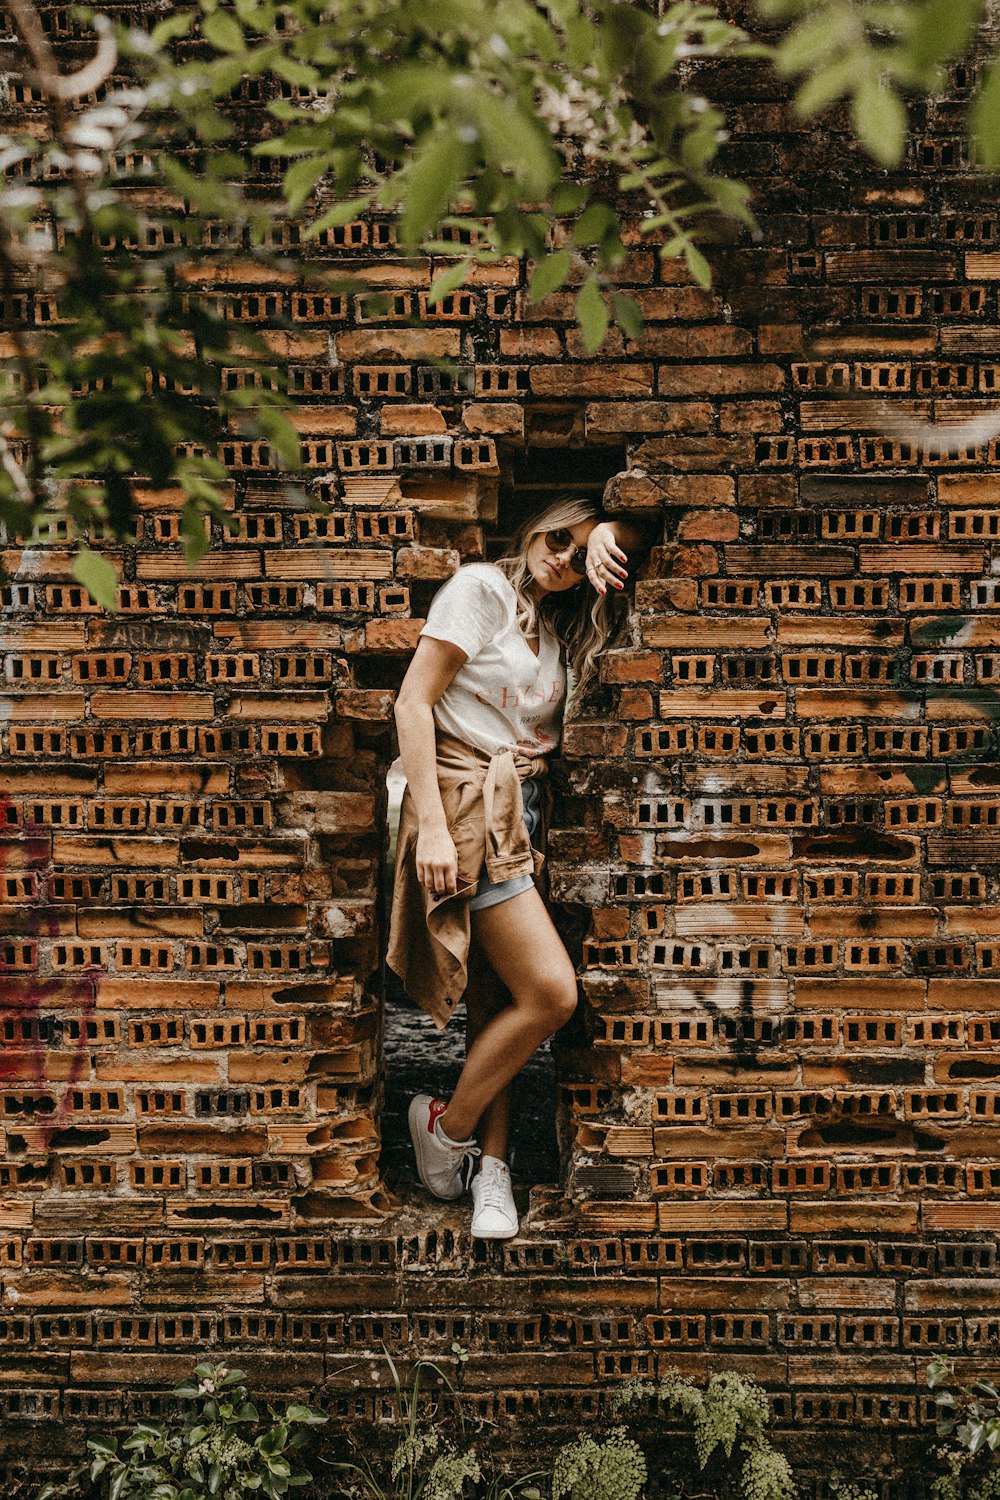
[5,0,117,102]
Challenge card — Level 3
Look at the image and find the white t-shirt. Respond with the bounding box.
[420,563,566,758]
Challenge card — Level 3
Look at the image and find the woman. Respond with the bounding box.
[386,497,644,1239]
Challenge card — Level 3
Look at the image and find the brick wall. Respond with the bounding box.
[4,2,1000,1487]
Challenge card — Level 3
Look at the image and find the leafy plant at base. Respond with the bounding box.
[828,1477,881,1500]
[327,1353,481,1500]
[35,1361,327,1500]
[928,1356,1000,1500]
[552,1427,647,1500]
[612,1370,795,1500]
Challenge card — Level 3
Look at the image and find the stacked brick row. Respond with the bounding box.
[4,1,1000,1486]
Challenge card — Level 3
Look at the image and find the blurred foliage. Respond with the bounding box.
[757,0,993,167]
[0,0,758,593]
[5,0,1000,596]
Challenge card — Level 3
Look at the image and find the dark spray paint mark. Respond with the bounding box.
[0,794,99,1146]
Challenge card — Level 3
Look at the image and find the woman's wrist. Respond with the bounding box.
[605,518,644,553]
[417,810,449,834]
[585,521,630,595]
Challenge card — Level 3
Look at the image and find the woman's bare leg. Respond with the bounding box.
[439,886,577,1143]
[463,936,511,1160]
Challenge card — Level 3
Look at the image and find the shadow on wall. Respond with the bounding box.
[380,758,560,1190]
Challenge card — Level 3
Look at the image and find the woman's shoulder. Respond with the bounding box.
[424,563,515,637]
[438,562,515,607]
[450,561,511,591]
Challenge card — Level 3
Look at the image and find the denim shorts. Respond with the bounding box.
[467,778,541,912]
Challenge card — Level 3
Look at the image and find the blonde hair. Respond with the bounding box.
[493,495,627,715]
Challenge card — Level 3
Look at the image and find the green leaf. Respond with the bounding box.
[906,0,981,76]
[235,0,277,33]
[552,182,588,215]
[528,248,573,301]
[149,12,195,48]
[850,74,907,166]
[563,12,595,69]
[611,291,643,339]
[684,243,712,289]
[71,547,118,611]
[285,1404,328,1425]
[469,93,556,199]
[570,202,618,247]
[202,9,246,53]
[307,196,374,236]
[706,175,755,224]
[427,259,471,305]
[371,62,456,120]
[575,277,609,355]
[794,55,859,117]
[181,507,210,567]
[283,155,333,214]
[971,55,1000,164]
[269,53,320,88]
[256,408,301,469]
[776,10,851,75]
[399,135,470,250]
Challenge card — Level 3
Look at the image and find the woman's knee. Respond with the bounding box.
[522,969,578,1036]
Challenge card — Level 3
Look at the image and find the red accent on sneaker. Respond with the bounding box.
[427,1098,448,1135]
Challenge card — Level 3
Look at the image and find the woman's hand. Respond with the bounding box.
[415,822,460,898]
[585,521,629,596]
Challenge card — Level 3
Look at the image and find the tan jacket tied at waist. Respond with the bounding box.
[386,731,551,1029]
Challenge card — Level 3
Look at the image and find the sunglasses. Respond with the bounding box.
[544,528,588,575]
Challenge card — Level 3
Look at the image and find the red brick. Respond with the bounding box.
[460,403,524,435]
[788,1204,919,1233]
[657,1203,788,1231]
[334,329,461,359]
[676,510,740,542]
[529,364,653,397]
[658,364,785,395]
[719,400,784,431]
[499,328,562,357]
[378,404,448,435]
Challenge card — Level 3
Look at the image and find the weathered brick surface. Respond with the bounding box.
[7,3,1000,1488]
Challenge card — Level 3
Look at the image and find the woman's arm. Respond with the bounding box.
[394,635,468,897]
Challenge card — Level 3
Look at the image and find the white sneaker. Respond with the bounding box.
[408,1095,479,1200]
[470,1155,519,1239]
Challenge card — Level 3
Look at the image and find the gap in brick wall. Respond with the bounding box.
[379,772,560,1192]
[378,444,624,1194]
[491,443,627,552]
